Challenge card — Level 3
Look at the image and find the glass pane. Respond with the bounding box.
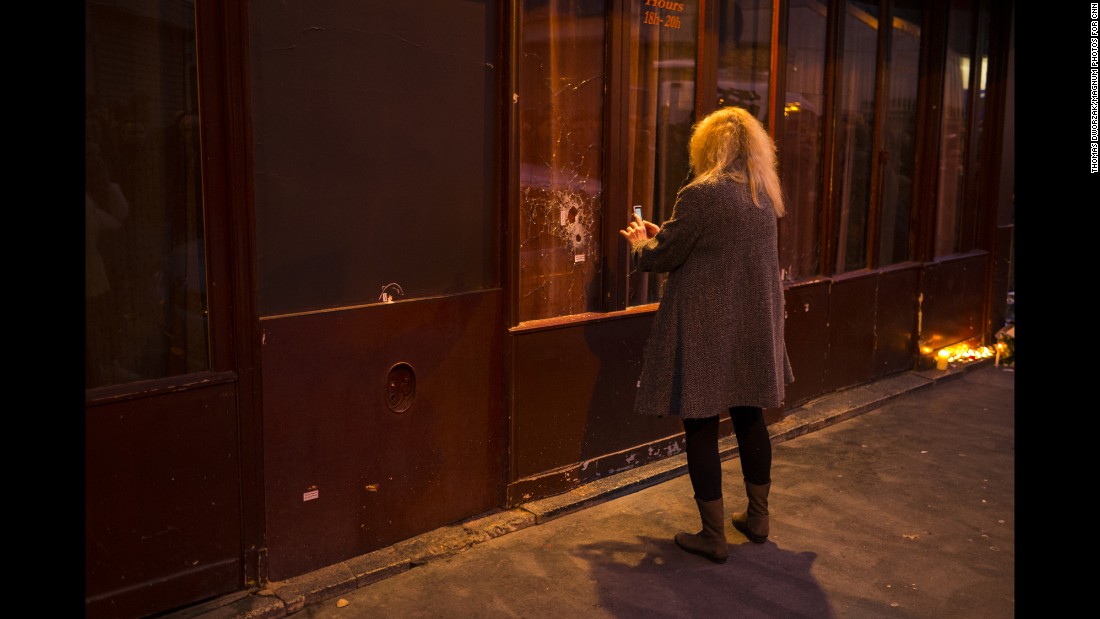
[627,0,699,306]
[878,0,921,266]
[716,0,773,125]
[517,0,607,322]
[251,2,498,316]
[85,0,209,389]
[832,0,878,273]
[777,0,827,281]
[933,0,973,258]
[958,1,990,253]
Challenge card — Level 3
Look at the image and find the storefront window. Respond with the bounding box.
[958,0,991,253]
[85,0,209,389]
[517,0,608,322]
[877,0,921,266]
[627,0,699,306]
[933,0,974,258]
[777,0,826,281]
[832,0,879,273]
[716,0,773,125]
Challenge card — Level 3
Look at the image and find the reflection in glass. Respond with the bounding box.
[934,0,973,257]
[878,1,921,266]
[777,0,826,281]
[832,0,878,273]
[959,1,991,254]
[85,1,209,389]
[517,0,607,322]
[716,0,773,126]
[627,1,699,306]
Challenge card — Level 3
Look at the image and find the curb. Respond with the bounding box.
[168,358,996,619]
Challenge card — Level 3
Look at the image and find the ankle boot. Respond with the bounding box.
[674,497,728,563]
[731,481,770,543]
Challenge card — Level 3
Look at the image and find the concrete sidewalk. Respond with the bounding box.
[171,360,1014,618]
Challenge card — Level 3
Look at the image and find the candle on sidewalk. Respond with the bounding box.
[936,349,950,371]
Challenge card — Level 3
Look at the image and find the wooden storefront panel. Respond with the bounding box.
[919,252,990,351]
[508,313,685,503]
[874,266,921,377]
[823,274,879,393]
[782,281,830,408]
[85,384,242,619]
[259,291,503,580]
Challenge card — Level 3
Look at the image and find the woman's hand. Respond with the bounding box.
[620,213,659,244]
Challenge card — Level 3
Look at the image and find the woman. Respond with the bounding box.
[620,106,793,564]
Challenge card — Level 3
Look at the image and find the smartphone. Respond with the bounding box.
[633,205,643,220]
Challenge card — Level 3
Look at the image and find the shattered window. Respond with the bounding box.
[627,0,699,306]
[517,0,608,323]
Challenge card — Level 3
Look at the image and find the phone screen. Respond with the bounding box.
[634,205,643,220]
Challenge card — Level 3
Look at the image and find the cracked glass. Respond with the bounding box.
[517,0,608,322]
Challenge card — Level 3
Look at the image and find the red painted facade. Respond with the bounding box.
[84,1,1015,617]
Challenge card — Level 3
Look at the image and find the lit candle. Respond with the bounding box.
[936,349,950,371]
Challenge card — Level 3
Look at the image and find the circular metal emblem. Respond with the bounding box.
[385,363,416,413]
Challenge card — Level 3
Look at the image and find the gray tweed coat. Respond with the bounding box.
[631,176,794,418]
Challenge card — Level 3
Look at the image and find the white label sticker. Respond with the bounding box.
[303,489,319,501]
[574,254,585,263]
[560,208,568,226]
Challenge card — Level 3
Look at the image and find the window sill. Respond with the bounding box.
[510,304,660,334]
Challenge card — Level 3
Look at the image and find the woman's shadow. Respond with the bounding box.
[570,534,831,618]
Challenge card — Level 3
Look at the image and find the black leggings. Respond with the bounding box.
[682,406,771,501]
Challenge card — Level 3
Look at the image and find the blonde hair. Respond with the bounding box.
[686,106,785,217]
